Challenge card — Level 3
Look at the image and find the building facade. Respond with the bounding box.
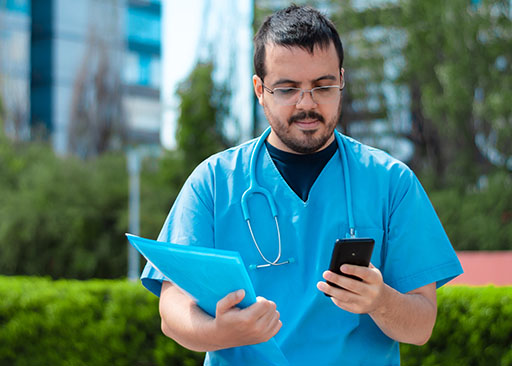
[0,0,162,155]
[0,0,31,141]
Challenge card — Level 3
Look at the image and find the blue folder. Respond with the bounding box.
[125,234,289,365]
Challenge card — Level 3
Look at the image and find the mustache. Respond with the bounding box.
[288,111,325,124]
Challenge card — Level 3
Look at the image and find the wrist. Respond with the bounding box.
[202,317,227,351]
[369,283,393,317]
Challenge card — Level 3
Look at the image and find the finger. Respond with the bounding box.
[216,289,245,315]
[342,264,383,286]
[317,280,361,311]
[323,271,364,296]
[331,292,364,313]
[252,307,277,335]
[317,281,332,295]
[257,302,279,324]
[322,271,363,294]
[247,298,277,321]
[257,307,281,339]
[317,279,350,297]
[264,312,282,339]
[340,264,370,281]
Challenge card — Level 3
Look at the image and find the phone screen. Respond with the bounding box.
[325,238,374,295]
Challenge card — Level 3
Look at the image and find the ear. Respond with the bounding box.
[253,75,264,106]
[340,68,345,90]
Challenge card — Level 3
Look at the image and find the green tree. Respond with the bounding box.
[328,2,400,134]
[138,62,230,240]
[0,61,231,278]
[327,0,512,188]
[253,0,512,250]
[0,126,129,278]
[175,62,229,170]
[399,0,512,188]
[155,62,229,190]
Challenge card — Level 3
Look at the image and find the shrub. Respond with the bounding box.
[1,277,510,366]
[0,276,204,366]
[401,286,512,365]
[0,141,129,279]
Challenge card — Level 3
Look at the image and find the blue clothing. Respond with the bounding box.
[265,139,337,201]
[141,130,463,366]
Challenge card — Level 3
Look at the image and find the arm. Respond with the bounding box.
[159,281,282,352]
[317,264,437,346]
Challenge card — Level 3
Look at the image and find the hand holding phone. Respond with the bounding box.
[325,238,375,296]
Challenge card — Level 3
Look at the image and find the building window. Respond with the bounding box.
[126,7,161,48]
[2,0,30,14]
[123,51,161,89]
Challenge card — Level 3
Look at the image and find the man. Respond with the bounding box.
[141,5,462,365]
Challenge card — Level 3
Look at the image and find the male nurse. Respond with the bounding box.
[141,5,463,365]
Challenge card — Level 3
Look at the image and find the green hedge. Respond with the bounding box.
[401,286,512,366]
[0,277,204,366]
[0,277,510,366]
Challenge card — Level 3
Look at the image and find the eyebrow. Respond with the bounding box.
[272,74,338,87]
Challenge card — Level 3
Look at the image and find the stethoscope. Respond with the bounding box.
[241,127,356,269]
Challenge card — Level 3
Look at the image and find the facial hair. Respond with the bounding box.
[263,101,342,154]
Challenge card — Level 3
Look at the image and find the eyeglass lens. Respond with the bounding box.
[273,86,340,105]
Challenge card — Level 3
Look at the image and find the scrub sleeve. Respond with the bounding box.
[383,167,461,293]
[140,133,463,366]
[141,161,215,297]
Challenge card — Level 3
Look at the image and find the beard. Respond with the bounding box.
[263,101,342,154]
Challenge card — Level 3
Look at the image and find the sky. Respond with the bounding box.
[161,1,204,149]
[160,0,254,149]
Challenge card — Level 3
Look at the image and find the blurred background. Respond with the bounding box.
[0,0,511,282]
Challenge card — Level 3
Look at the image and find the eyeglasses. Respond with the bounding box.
[262,82,344,106]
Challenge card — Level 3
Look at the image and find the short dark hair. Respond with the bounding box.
[253,5,344,80]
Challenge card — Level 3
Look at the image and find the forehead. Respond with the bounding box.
[264,42,339,84]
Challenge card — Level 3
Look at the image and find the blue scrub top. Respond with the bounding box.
[141,130,463,366]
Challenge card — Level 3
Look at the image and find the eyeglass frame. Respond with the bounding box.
[260,79,345,106]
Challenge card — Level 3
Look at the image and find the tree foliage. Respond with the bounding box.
[430,171,512,250]
[138,62,230,241]
[0,60,230,279]
[253,0,512,250]
[0,128,128,278]
[293,0,512,189]
[175,62,229,171]
[154,62,229,196]
[1,2,511,280]
[398,0,512,188]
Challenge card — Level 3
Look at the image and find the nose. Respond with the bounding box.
[295,90,317,109]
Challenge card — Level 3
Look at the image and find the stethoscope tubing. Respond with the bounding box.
[242,127,355,269]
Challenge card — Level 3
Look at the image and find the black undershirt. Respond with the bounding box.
[265,139,338,202]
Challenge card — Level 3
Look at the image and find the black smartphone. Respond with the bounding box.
[324,238,375,296]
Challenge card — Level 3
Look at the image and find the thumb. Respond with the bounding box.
[216,289,245,315]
